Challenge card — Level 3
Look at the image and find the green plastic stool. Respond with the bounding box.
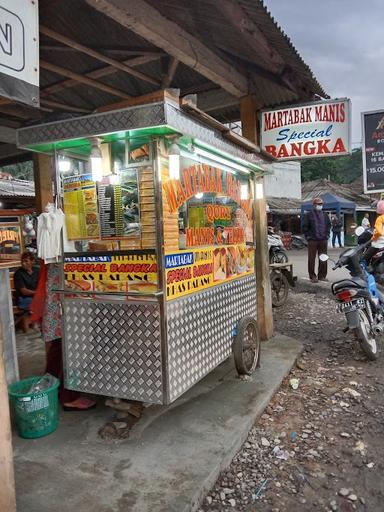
[9,376,59,439]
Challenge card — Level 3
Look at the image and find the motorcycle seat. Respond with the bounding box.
[332,279,366,294]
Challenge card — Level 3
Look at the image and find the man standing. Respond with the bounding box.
[331,214,343,248]
[302,197,331,283]
[361,213,371,230]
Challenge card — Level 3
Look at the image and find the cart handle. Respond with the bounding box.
[52,288,163,299]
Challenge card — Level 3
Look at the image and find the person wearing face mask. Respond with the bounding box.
[302,197,331,283]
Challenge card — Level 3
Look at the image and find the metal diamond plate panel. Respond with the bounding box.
[166,275,257,402]
[63,299,163,404]
[18,103,166,146]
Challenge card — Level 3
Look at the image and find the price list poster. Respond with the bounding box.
[63,174,99,240]
[362,110,384,193]
[98,183,124,239]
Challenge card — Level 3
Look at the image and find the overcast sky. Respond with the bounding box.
[263,0,384,147]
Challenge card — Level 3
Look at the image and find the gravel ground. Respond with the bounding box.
[200,283,384,512]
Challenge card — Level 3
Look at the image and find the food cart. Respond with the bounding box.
[17,95,265,405]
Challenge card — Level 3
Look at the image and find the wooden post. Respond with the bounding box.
[240,96,274,340]
[254,177,274,339]
[0,319,17,512]
[33,153,54,213]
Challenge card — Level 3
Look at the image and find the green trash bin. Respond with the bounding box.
[8,375,60,439]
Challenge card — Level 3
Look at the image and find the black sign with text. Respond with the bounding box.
[363,110,384,193]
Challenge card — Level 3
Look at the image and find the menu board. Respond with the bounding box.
[165,245,254,300]
[63,174,100,240]
[121,169,140,237]
[97,183,124,238]
[64,253,157,293]
[362,110,384,193]
[63,169,141,242]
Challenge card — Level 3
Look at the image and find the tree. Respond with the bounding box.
[0,161,34,181]
[301,148,362,184]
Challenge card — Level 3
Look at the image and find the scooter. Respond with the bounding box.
[353,227,384,286]
[320,227,383,360]
[361,229,384,285]
[268,227,288,264]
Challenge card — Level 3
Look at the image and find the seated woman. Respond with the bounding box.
[14,252,39,332]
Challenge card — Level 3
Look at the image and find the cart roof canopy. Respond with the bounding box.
[0,0,326,154]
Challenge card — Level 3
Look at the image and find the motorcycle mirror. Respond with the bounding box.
[355,226,365,236]
[319,254,329,262]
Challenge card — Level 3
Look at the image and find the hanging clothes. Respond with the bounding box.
[37,205,65,263]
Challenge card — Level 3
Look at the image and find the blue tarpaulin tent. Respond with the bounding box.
[301,193,356,245]
[301,192,356,217]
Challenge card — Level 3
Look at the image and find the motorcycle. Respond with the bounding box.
[320,227,382,360]
[291,234,308,250]
[268,227,288,264]
[360,228,384,286]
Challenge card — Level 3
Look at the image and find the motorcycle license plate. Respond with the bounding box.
[337,298,365,313]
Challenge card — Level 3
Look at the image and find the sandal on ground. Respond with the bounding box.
[63,397,97,411]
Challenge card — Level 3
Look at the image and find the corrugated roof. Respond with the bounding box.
[267,196,301,213]
[0,179,35,198]
[240,0,326,99]
[302,179,374,210]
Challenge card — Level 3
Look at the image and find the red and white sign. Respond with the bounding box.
[260,98,351,161]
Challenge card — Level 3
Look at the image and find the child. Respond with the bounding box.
[364,200,384,263]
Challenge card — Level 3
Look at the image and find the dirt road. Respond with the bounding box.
[200,282,384,511]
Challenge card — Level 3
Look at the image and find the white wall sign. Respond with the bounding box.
[260,98,351,161]
[0,0,39,106]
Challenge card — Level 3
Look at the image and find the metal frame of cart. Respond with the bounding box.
[18,97,265,405]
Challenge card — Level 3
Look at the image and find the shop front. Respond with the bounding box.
[17,98,264,404]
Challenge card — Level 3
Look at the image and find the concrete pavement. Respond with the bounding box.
[13,334,302,512]
[287,247,350,284]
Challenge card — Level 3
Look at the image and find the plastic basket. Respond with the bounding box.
[8,376,59,439]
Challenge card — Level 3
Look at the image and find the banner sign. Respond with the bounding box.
[163,160,252,216]
[0,224,21,256]
[165,245,254,300]
[0,0,39,106]
[64,253,157,293]
[163,155,254,250]
[362,110,384,193]
[260,98,351,160]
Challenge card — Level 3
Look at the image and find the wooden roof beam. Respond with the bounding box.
[40,43,165,57]
[40,99,92,114]
[85,0,248,98]
[40,60,131,99]
[41,55,159,96]
[0,126,16,144]
[161,57,179,88]
[40,25,160,86]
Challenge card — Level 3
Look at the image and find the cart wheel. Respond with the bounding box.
[271,271,289,307]
[233,317,260,376]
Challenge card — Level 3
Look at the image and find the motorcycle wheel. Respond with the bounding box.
[271,272,289,307]
[271,250,289,264]
[353,309,378,360]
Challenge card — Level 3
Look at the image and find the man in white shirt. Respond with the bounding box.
[361,213,371,230]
